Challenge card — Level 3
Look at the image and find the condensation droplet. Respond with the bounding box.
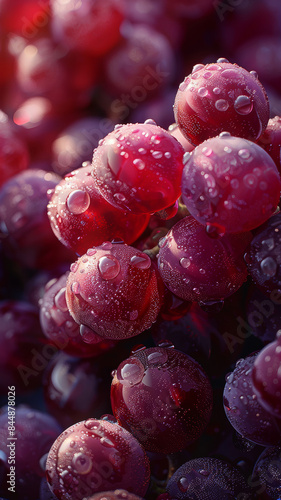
[151,150,163,159]
[147,350,168,365]
[71,282,80,295]
[179,78,190,92]
[180,257,191,268]
[66,190,90,214]
[215,99,229,111]
[133,158,145,170]
[238,149,251,159]
[260,256,277,277]
[202,147,213,157]
[130,253,151,269]
[243,174,257,189]
[234,95,253,115]
[98,255,120,280]
[114,192,126,202]
[129,310,139,321]
[213,87,221,94]
[80,324,102,344]
[198,87,208,97]
[54,287,68,312]
[178,476,189,492]
[119,359,144,385]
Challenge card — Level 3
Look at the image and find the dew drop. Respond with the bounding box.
[230,179,239,189]
[238,149,251,159]
[199,469,210,476]
[133,158,145,170]
[198,87,208,97]
[192,63,204,73]
[180,257,191,268]
[260,256,277,277]
[80,324,103,344]
[219,131,231,138]
[54,287,68,312]
[138,147,147,155]
[71,282,80,295]
[151,150,163,159]
[215,99,229,111]
[202,147,213,157]
[147,350,168,365]
[203,71,212,79]
[129,310,139,321]
[98,255,120,280]
[100,436,115,448]
[243,174,257,189]
[234,95,253,115]
[250,70,258,79]
[178,476,189,492]
[114,192,126,202]
[86,248,97,256]
[217,57,229,63]
[130,253,151,269]
[213,87,221,95]
[179,78,190,92]
[66,190,90,214]
[144,118,156,125]
[84,418,99,430]
[119,359,144,385]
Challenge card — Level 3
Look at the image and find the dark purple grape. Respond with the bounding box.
[66,242,164,340]
[157,216,251,303]
[223,353,281,446]
[246,212,281,297]
[111,346,213,454]
[45,418,150,499]
[166,457,252,499]
[0,300,50,393]
[0,406,62,500]
[252,339,281,418]
[43,352,112,428]
[251,446,281,500]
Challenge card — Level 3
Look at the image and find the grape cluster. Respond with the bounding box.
[0,1,281,500]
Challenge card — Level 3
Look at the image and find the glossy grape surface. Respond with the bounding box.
[223,353,281,446]
[157,216,250,303]
[246,212,281,296]
[91,121,184,214]
[48,163,149,256]
[181,134,281,234]
[166,457,251,499]
[45,419,150,499]
[66,242,164,340]
[0,407,62,500]
[111,346,213,454]
[174,60,269,146]
[252,339,281,418]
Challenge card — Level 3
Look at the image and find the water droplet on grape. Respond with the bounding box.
[215,99,229,111]
[119,359,144,385]
[98,255,121,280]
[234,95,253,115]
[260,256,277,277]
[71,282,80,295]
[133,158,145,170]
[130,253,151,269]
[72,453,92,475]
[198,87,208,97]
[54,287,68,312]
[66,190,90,214]
[151,150,163,159]
[180,257,191,268]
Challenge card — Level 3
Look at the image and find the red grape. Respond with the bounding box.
[91,121,185,214]
[0,111,29,187]
[47,163,149,256]
[181,134,281,234]
[252,339,281,418]
[66,242,164,340]
[174,59,269,146]
[45,418,150,499]
[111,346,213,454]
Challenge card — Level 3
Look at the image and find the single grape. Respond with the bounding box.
[52,118,114,177]
[157,215,251,303]
[0,406,62,500]
[66,241,164,340]
[252,446,281,500]
[48,163,149,256]
[0,169,74,269]
[111,346,213,454]
[174,59,269,146]
[50,0,124,56]
[0,300,49,393]
[91,121,185,214]
[181,134,281,234]
[45,418,150,499]
[245,212,281,296]
[252,339,281,418]
[223,353,281,446]
[166,457,252,499]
